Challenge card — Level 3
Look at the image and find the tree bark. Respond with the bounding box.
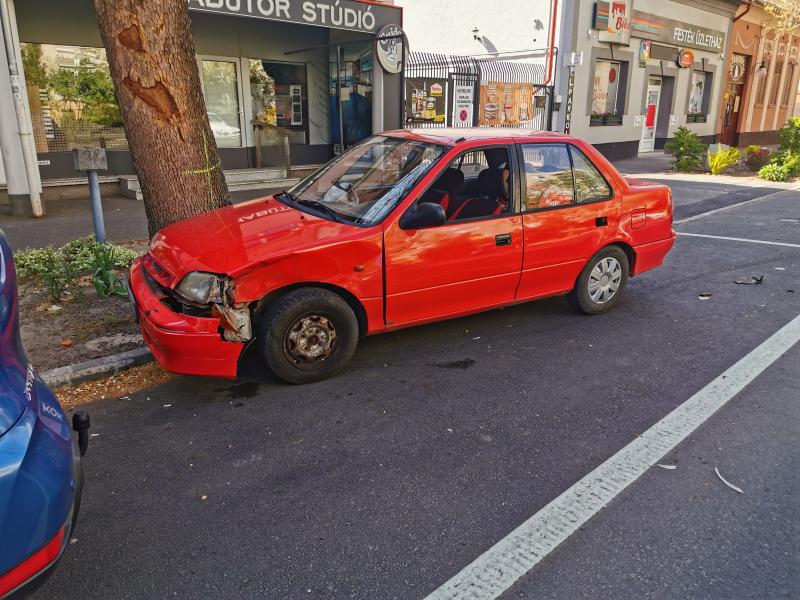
[93,0,230,237]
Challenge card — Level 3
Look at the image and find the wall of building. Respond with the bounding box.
[557,0,736,159]
[397,0,557,57]
[718,4,800,147]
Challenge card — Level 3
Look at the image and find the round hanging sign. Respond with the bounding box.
[376,24,404,74]
[676,49,694,68]
[730,55,745,82]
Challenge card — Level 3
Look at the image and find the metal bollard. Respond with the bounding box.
[73,148,108,243]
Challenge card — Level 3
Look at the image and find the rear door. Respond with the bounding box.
[383,144,523,327]
[516,143,620,300]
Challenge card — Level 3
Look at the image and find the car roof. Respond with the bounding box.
[383,127,571,146]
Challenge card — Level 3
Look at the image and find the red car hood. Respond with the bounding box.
[148,197,358,284]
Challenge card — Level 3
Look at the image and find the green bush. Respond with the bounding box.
[708,146,740,175]
[665,127,706,172]
[778,117,800,154]
[91,243,127,298]
[15,236,139,278]
[14,237,140,301]
[758,163,789,182]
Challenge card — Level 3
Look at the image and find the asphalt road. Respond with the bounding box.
[34,190,800,599]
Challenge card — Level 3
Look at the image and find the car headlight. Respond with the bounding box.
[175,272,224,305]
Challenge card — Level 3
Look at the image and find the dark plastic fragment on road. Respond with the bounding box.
[434,358,476,370]
[734,275,764,285]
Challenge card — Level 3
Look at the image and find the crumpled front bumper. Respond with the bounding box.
[128,259,243,378]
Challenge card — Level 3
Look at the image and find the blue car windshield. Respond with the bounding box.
[287,136,446,226]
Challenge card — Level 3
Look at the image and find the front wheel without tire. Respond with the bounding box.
[257,288,359,384]
[567,246,629,315]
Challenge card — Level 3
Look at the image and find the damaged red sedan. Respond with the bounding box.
[129,129,675,384]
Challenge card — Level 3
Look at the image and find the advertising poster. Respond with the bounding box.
[452,84,474,126]
[479,81,536,127]
[406,78,447,124]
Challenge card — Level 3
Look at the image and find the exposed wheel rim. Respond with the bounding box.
[284,314,338,368]
[588,257,623,304]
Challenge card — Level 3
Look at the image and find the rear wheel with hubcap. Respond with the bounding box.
[257,288,359,384]
[567,246,629,315]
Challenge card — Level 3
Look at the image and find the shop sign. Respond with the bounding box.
[597,0,631,45]
[376,24,404,73]
[564,68,575,134]
[594,2,725,52]
[730,54,746,83]
[452,84,474,127]
[187,0,400,34]
[676,49,694,68]
[633,115,644,126]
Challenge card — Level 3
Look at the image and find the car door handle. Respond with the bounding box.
[495,233,512,246]
[595,216,608,227]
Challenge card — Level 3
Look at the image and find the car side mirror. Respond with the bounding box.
[399,202,446,229]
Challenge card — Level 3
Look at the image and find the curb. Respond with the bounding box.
[40,346,153,388]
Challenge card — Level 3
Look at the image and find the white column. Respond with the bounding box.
[0,26,31,210]
[744,33,766,133]
[0,0,43,216]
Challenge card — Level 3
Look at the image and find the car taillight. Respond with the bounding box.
[0,525,65,597]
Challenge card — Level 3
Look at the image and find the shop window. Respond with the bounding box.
[781,63,796,107]
[250,60,308,146]
[590,60,624,125]
[521,144,574,209]
[687,71,709,123]
[769,61,783,106]
[20,43,126,154]
[201,60,242,148]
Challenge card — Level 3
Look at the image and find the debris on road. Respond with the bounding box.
[60,339,74,348]
[714,467,744,494]
[54,362,173,409]
[734,275,764,285]
[773,267,786,271]
[657,464,677,470]
[698,293,713,300]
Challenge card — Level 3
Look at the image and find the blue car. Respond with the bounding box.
[0,229,89,598]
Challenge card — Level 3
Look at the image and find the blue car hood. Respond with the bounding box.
[0,232,28,437]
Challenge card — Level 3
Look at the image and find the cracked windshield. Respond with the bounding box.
[286,136,445,225]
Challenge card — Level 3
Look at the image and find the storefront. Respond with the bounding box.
[717,3,800,148]
[556,0,739,159]
[8,0,403,180]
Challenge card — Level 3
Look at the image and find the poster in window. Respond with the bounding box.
[591,61,619,115]
[406,78,447,123]
[479,82,536,127]
[689,72,705,114]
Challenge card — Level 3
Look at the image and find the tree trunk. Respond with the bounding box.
[93,0,230,237]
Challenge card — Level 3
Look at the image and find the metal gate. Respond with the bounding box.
[404,49,556,131]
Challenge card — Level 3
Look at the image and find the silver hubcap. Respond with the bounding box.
[588,257,623,304]
[285,315,337,363]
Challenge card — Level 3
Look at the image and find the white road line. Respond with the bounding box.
[676,232,800,248]
[425,314,800,600]
[674,185,800,224]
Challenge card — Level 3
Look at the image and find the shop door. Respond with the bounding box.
[199,58,245,148]
[639,78,661,153]
[720,55,748,147]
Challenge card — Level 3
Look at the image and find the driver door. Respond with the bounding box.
[383,145,523,327]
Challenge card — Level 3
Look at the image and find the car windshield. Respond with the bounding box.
[285,136,447,225]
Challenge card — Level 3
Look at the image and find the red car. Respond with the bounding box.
[129,129,674,384]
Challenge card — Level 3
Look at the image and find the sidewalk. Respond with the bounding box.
[0,186,285,251]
